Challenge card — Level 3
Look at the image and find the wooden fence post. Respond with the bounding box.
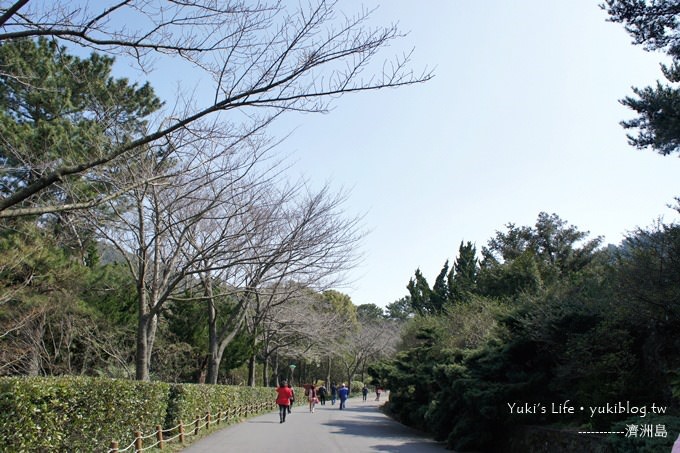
[134,431,142,452]
[156,425,164,450]
[217,410,222,425]
[194,415,200,436]
[179,420,185,444]
[109,441,119,453]
[206,412,211,430]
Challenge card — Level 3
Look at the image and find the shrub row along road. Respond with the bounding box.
[181,396,446,452]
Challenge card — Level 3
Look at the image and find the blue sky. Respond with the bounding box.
[272,1,680,307]
[116,1,680,308]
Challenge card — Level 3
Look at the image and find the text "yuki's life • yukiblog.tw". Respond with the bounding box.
[507,400,667,418]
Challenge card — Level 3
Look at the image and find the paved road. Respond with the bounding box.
[181,396,447,453]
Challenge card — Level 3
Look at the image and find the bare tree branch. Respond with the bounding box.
[0,0,432,216]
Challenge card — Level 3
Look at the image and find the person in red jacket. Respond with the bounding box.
[276,380,294,423]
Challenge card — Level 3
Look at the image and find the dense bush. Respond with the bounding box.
[0,376,286,452]
[373,215,680,451]
[0,376,169,452]
[349,381,365,394]
[164,382,297,427]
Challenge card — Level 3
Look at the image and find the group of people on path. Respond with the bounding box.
[275,381,352,422]
[360,385,382,401]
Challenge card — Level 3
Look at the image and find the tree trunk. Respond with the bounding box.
[206,293,219,384]
[325,355,332,387]
[26,315,45,376]
[135,312,150,381]
[262,352,271,387]
[247,353,257,387]
[135,280,158,381]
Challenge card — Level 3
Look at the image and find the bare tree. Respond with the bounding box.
[262,287,356,387]
[197,180,363,385]
[253,186,362,385]
[0,0,432,217]
[0,304,47,376]
[335,320,398,389]
[0,296,135,378]
[91,125,275,380]
[255,287,319,387]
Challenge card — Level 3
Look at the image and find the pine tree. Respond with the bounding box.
[449,241,478,304]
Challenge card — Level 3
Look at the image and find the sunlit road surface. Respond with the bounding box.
[181,396,447,453]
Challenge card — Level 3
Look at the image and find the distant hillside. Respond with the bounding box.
[97,242,128,265]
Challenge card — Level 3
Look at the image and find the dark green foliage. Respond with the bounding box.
[384,296,415,321]
[0,37,162,208]
[356,303,386,322]
[618,81,680,154]
[370,326,451,432]
[478,212,600,299]
[430,261,449,311]
[615,220,680,324]
[604,0,680,155]
[406,268,434,316]
[0,223,82,296]
[603,0,680,57]
[166,300,209,351]
[219,330,256,372]
[612,220,680,405]
[156,297,256,383]
[380,212,680,451]
[83,263,137,327]
[480,212,601,278]
[448,241,478,303]
[0,224,136,377]
[407,243,482,314]
[477,249,544,299]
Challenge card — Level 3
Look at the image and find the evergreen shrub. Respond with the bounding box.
[0,376,282,452]
[0,376,169,452]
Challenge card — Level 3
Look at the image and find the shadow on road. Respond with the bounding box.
[323,417,420,437]
[321,411,446,451]
[371,441,447,452]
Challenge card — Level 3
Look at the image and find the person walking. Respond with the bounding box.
[287,383,295,414]
[362,385,369,401]
[337,383,349,410]
[330,383,337,405]
[318,384,327,405]
[276,380,294,423]
[307,384,317,413]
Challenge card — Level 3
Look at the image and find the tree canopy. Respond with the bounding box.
[603,0,680,155]
[0,37,162,215]
[372,211,680,451]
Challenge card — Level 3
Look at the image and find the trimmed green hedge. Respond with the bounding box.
[0,376,289,453]
[164,382,283,427]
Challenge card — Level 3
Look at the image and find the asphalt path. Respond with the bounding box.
[181,396,447,453]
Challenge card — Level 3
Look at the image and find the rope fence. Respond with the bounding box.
[107,401,276,452]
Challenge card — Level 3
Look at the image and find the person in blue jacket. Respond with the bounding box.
[337,383,349,410]
[330,383,338,405]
